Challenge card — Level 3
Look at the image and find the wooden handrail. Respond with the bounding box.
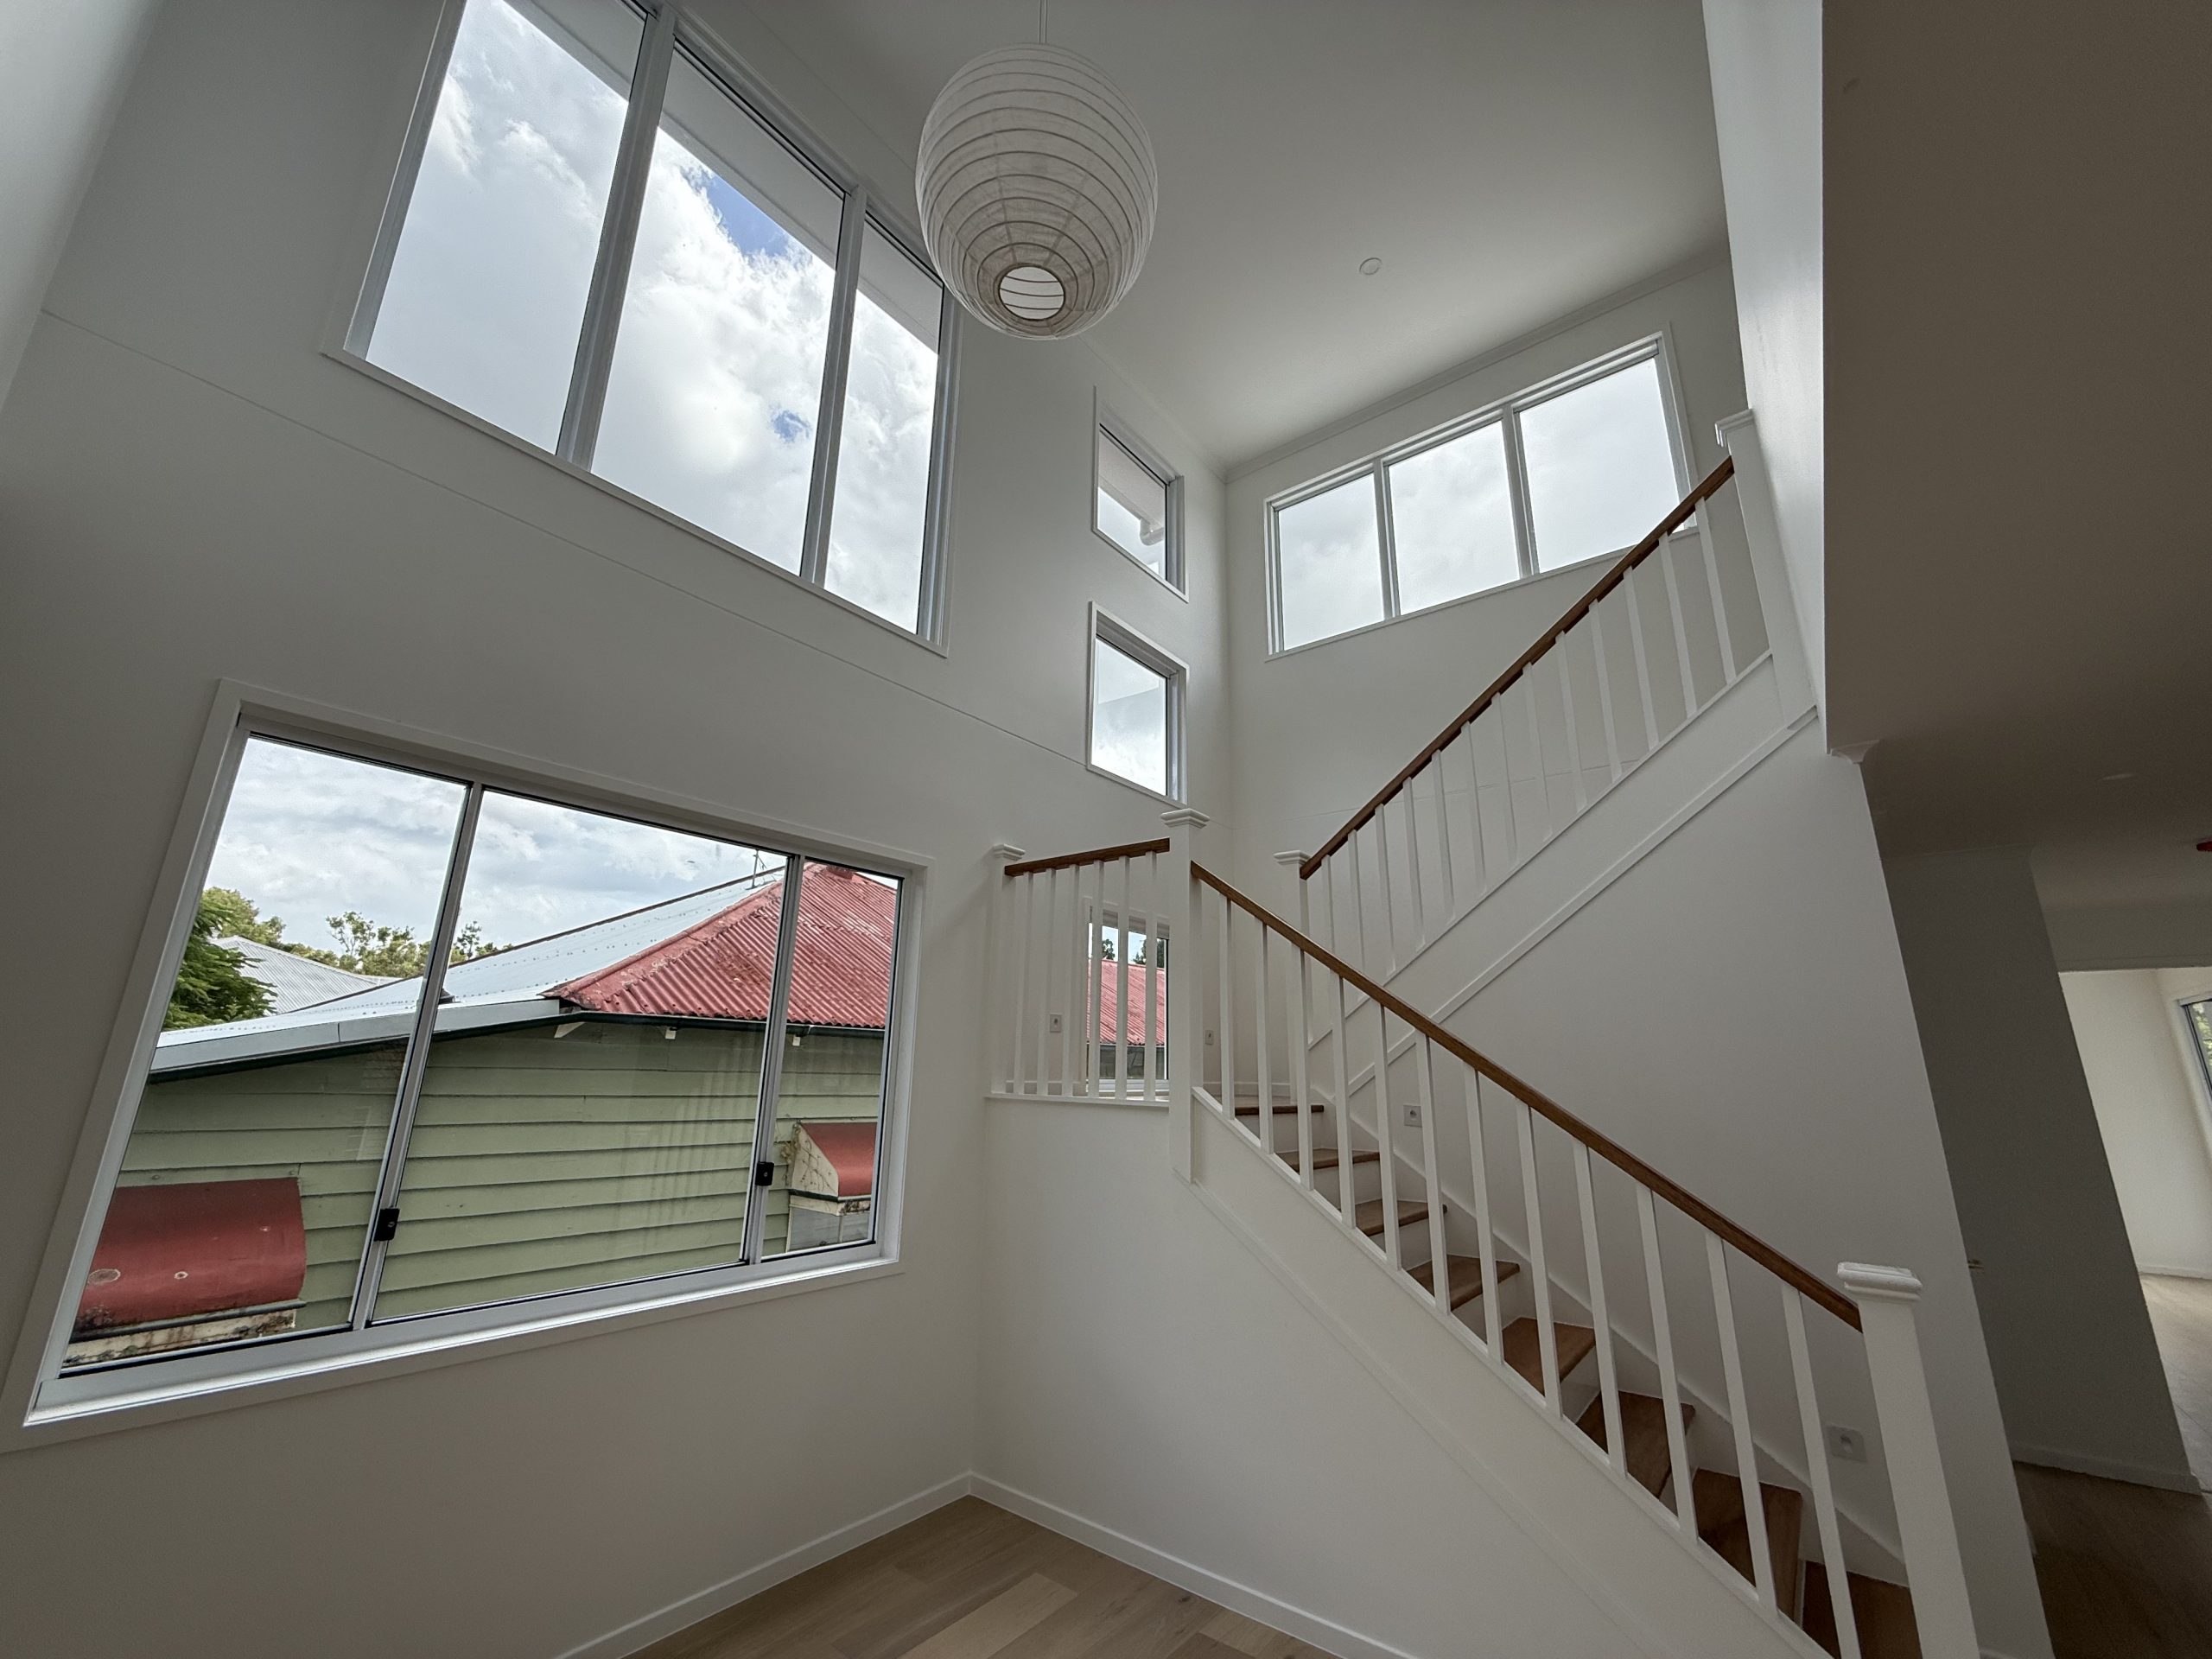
[1192,860,1860,1329]
[1003,837,1172,879]
[1300,454,1737,880]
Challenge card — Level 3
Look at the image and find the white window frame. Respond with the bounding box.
[1263,334,1694,657]
[330,0,962,650]
[1091,393,1186,596]
[0,683,925,1448]
[1085,604,1188,805]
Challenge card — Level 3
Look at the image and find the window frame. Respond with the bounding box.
[3,683,925,1446]
[1263,334,1694,658]
[1091,393,1186,596]
[1085,603,1189,806]
[333,0,962,650]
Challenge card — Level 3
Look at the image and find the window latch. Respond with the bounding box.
[753,1160,775,1189]
[372,1206,401,1243]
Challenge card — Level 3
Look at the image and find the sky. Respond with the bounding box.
[366,0,937,630]
[204,738,776,957]
[1091,639,1170,797]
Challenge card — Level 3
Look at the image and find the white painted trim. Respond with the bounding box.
[984,1090,1169,1113]
[2012,1445,2204,1494]
[972,1476,1425,1659]
[2139,1262,2212,1282]
[556,1473,976,1659]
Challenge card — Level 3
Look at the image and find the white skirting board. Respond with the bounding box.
[970,1474,1422,1659]
[554,1473,973,1659]
[553,1468,1422,1659]
[2012,1443,2204,1496]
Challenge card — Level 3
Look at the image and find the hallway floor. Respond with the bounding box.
[2140,1273,2212,1488]
[2018,1462,2212,1656]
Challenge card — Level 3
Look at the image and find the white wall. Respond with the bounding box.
[0,3,1229,1654]
[1699,0,1823,715]
[1223,260,1746,888]
[1885,849,2193,1498]
[2046,900,2212,973]
[0,0,158,414]
[2062,969,2212,1279]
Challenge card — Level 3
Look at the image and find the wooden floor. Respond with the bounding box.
[2140,1273,2212,1488]
[633,1497,1332,1659]
[2018,1463,2212,1656]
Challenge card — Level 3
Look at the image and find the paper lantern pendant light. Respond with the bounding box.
[916,42,1158,340]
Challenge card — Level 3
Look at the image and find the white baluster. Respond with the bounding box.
[1058,862,1079,1092]
[1559,645,1588,817]
[1492,709,1521,874]
[1374,807,1400,974]
[1465,719,1495,897]
[1415,1036,1449,1309]
[1161,809,1206,1174]
[1141,849,1162,1099]
[1521,677,1548,861]
[1516,1101,1560,1409]
[1217,884,1236,1120]
[1574,1144,1626,1478]
[1330,966,1357,1230]
[1084,861,1104,1096]
[1033,868,1058,1095]
[1465,1065,1503,1354]
[1624,562,1662,759]
[1637,1188,1697,1530]
[1007,867,1033,1092]
[1661,537,1700,728]
[1374,1003,1403,1269]
[1115,857,1134,1099]
[1591,604,1623,788]
[1785,1290,1863,1659]
[1268,854,1316,1188]
[1700,520,1739,684]
[1707,1232,1778,1610]
[1433,743,1458,924]
[1406,777,1427,953]
[1253,911,1274,1149]
[1840,1263,1980,1659]
[1350,824,1371,979]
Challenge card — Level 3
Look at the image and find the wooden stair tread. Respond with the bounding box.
[1574,1391,1694,1499]
[1273,1146,1380,1172]
[1692,1468,1805,1621]
[1406,1255,1522,1311]
[1353,1198,1430,1236]
[1233,1101,1326,1116]
[1801,1563,1920,1659]
[1501,1318,1597,1389]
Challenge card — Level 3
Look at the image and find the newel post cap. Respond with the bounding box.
[1160,809,1209,829]
[988,842,1027,861]
[1839,1262,1923,1303]
[1272,849,1307,867]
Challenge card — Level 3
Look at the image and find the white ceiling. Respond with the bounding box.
[730,1,1726,470]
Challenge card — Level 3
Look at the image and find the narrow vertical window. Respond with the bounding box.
[824,223,944,630]
[592,48,843,572]
[365,0,645,449]
[1088,612,1185,801]
[65,739,467,1368]
[1093,415,1182,589]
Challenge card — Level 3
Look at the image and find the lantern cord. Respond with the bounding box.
[1039,0,1048,45]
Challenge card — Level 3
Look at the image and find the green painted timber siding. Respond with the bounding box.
[115,1020,886,1330]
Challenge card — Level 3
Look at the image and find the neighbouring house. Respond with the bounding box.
[215,935,390,1013]
[74,866,897,1360]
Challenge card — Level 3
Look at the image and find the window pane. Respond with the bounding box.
[67,740,467,1369]
[1096,429,1170,578]
[365,0,641,449]
[372,794,783,1320]
[594,49,842,571]
[1275,475,1383,650]
[760,861,900,1259]
[1387,423,1519,612]
[1519,356,1681,570]
[825,222,943,630]
[1092,637,1171,796]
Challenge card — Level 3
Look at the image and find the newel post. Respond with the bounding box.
[983,843,1025,1095]
[1840,1263,1980,1659]
[1160,809,1209,1179]
[1714,410,1815,719]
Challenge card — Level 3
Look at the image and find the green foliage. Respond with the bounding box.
[199,886,289,946]
[311,912,499,977]
[164,894,275,1030]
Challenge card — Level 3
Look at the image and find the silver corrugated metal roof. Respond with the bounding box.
[218,937,391,1014]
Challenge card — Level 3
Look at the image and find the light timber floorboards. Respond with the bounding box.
[631,1496,1335,1659]
[2139,1273,2212,1490]
[2017,1462,2212,1657]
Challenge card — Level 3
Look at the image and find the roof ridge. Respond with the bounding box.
[549,876,783,1007]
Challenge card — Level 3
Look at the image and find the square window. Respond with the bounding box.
[1386,422,1518,613]
[1095,419,1181,588]
[1089,613,1185,801]
[1519,354,1681,571]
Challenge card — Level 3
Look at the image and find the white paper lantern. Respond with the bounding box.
[916,43,1157,340]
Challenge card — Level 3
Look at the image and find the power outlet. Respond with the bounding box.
[1205,1028,1216,1046]
[1825,1424,1868,1463]
[1047,1013,1064,1034]
[1402,1099,1421,1128]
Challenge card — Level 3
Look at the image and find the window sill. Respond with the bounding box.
[324,348,950,658]
[1264,524,1701,663]
[1091,526,1188,602]
[10,1246,902,1454]
[1084,759,1185,810]
[987,1087,1169,1112]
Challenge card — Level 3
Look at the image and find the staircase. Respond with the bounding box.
[985,417,1978,1659]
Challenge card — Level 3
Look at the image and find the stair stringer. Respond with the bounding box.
[1192,1096,1827,1659]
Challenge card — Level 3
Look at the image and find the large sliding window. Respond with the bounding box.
[1266,339,1688,653]
[347,0,956,640]
[37,717,906,1411]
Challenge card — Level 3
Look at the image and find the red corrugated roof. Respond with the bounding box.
[551,865,895,1027]
[1097,961,1162,1044]
[797,1121,877,1198]
[76,1178,306,1334]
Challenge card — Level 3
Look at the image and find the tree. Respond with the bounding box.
[315,912,500,977]
[199,886,289,946]
[164,894,275,1029]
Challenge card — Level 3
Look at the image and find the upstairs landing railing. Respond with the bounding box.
[1300,434,1806,982]
[988,817,1979,1658]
